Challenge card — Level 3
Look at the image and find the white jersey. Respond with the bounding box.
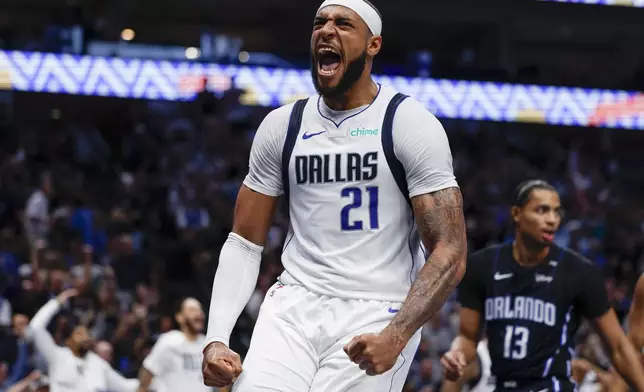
[578,371,601,392]
[28,300,137,392]
[470,340,495,392]
[244,84,458,301]
[143,330,213,392]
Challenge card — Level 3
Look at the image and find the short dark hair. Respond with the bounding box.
[512,179,557,207]
[174,297,197,315]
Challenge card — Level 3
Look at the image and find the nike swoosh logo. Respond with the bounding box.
[494,272,513,281]
[388,307,399,313]
[302,130,326,140]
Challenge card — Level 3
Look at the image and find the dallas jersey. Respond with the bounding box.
[143,330,213,392]
[28,300,138,392]
[459,243,610,391]
[244,84,458,302]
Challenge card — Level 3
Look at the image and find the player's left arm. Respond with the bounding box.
[135,368,154,392]
[577,261,644,390]
[385,101,467,349]
[106,365,140,392]
[344,100,466,375]
[384,187,467,343]
[628,275,644,352]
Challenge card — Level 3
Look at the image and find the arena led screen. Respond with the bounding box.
[1,50,643,130]
[537,0,644,7]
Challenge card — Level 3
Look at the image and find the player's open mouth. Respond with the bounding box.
[542,230,555,240]
[317,46,342,76]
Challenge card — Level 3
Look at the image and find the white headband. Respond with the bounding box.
[317,0,382,36]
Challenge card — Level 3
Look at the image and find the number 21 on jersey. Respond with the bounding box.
[341,186,379,231]
[504,325,529,360]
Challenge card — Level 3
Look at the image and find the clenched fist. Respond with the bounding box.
[344,331,404,376]
[440,349,467,381]
[202,341,243,387]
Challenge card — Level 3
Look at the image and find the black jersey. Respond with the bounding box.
[458,243,610,391]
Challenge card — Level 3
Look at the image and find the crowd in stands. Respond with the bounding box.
[0,88,643,391]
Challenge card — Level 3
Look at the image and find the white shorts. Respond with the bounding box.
[233,283,421,392]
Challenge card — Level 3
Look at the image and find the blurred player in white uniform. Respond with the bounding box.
[440,339,495,392]
[28,289,137,392]
[137,298,213,392]
[201,0,468,391]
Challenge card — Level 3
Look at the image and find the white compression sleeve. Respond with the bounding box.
[205,232,263,349]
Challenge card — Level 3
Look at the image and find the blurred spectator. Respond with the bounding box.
[23,172,52,248]
[95,341,114,364]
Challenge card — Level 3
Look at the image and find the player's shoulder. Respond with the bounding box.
[558,246,595,268]
[382,85,439,123]
[87,351,111,368]
[155,330,185,346]
[469,242,510,265]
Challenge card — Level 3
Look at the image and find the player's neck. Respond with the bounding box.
[181,329,199,342]
[322,77,379,111]
[512,237,550,267]
[68,345,83,358]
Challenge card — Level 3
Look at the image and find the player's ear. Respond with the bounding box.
[511,206,521,224]
[175,313,183,326]
[366,35,381,57]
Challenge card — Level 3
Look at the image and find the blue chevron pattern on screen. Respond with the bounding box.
[537,0,644,7]
[1,50,643,130]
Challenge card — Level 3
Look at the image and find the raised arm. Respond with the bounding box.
[28,289,78,364]
[384,187,467,346]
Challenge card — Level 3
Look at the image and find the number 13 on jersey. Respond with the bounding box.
[504,325,529,360]
[341,186,379,231]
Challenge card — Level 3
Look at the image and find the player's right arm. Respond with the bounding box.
[202,107,287,388]
[441,251,486,381]
[27,288,78,364]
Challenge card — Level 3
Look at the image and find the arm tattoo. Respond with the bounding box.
[385,187,467,346]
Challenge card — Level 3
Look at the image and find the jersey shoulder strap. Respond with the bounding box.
[281,98,309,205]
[381,92,411,207]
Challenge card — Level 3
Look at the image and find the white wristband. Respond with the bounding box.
[204,233,263,349]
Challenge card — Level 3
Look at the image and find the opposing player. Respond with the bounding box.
[28,288,137,392]
[137,298,212,392]
[201,0,467,391]
[440,339,495,392]
[441,179,644,391]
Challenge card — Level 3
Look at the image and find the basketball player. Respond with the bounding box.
[28,288,137,392]
[441,180,644,391]
[201,0,467,391]
[137,298,212,392]
[440,339,495,392]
